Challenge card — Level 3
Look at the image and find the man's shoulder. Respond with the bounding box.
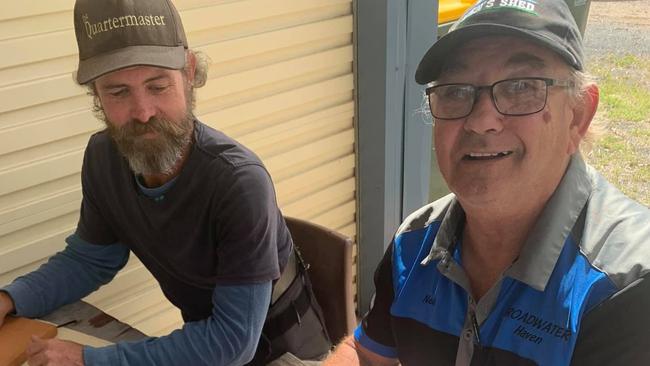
[573,271,650,364]
[86,129,112,150]
[193,120,264,170]
[83,130,119,166]
[579,166,650,289]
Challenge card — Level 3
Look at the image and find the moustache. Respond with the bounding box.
[111,116,188,139]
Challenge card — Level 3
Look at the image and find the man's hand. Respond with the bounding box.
[323,335,400,366]
[0,290,16,328]
[26,336,84,366]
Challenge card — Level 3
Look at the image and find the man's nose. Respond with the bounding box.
[130,92,156,123]
[463,90,504,135]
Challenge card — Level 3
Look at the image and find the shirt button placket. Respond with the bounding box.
[463,328,473,341]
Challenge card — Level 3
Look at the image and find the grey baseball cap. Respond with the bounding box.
[415,0,584,85]
[74,0,188,84]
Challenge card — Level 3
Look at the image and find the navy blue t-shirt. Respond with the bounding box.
[76,120,292,321]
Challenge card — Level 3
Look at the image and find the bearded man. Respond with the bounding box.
[0,0,332,365]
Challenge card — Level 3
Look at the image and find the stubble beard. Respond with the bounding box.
[101,111,195,176]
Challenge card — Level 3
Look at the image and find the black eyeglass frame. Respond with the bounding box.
[425,77,575,120]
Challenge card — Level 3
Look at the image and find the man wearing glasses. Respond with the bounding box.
[325,0,650,365]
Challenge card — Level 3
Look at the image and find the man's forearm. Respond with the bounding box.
[2,234,128,317]
[84,282,271,366]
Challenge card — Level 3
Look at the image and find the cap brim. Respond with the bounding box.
[415,23,581,85]
[75,45,187,84]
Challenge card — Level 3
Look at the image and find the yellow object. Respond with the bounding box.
[0,317,57,366]
[439,0,476,24]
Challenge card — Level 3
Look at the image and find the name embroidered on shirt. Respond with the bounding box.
[505,307,572,342]
[422,294,436,306]
[82,13,167,40]
[514,325,543,344]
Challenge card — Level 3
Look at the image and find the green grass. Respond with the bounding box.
[591,54,650,122]
[585,53,650,207]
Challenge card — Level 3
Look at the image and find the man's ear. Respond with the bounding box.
[567,83,599,154]
[185,51,197,85]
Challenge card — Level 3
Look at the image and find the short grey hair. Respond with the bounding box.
[565,67,602,152]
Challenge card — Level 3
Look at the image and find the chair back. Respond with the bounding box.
[284,217,356,344]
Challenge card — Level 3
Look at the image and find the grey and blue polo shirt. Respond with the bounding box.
[355,155,650,365]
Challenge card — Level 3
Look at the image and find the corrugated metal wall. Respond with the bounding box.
[0,0,355,336]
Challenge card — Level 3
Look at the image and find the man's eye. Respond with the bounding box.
[504,79,537,94]
[108,89,128,97]
[149,84,170,93]
[438,86,472,100]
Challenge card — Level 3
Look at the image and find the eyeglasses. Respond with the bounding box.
[425,77,574,120]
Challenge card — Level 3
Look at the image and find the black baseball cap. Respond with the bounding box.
[415,0,584,85]
[73,0,188,84]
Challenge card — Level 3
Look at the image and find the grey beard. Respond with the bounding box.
[102,113,194,176]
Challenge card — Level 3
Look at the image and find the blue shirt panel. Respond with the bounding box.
[384,222,618,366]
[354,326,398,358]
[390,223,468,339]
[482,236,617,366]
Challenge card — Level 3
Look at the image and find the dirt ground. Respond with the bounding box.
[589,0,650,25]
[584,0,650,57]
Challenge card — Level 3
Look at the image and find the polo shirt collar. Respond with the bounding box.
[420,198,465,266]
[506,153,592,291]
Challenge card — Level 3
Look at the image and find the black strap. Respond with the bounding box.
[264,279,311,340]
[272,249,298,304]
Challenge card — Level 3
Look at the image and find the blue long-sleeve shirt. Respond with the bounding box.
[2,234,270,365]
